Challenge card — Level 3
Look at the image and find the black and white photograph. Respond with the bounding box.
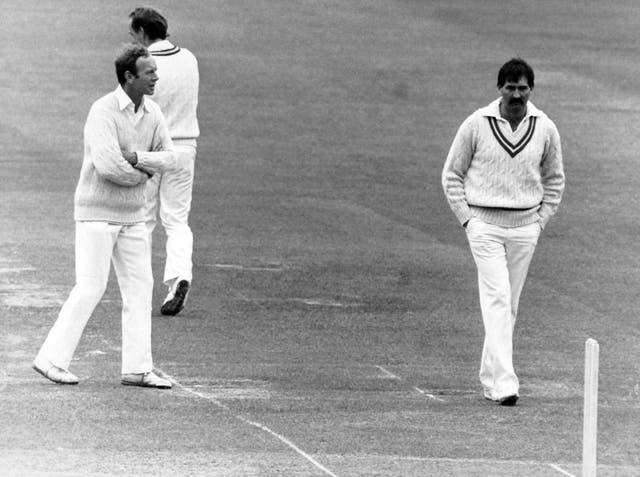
[1,1,638,475]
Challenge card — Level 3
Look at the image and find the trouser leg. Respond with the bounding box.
[466,219,518,399]
[111,223,154,374]
[159,145,195,286]
[142,172,161,238]
[505,222,540,327]
[36,222,115,370]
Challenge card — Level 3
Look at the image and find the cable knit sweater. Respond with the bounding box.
[148,40,199,147]
[74,86,177,224]
[442,98,564,229]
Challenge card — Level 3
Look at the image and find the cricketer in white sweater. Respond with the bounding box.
[75,85,177,223]
[147,39,199,146]
[442,91,565,405]
[442,98,564,229]
[34,74,177,384]
[142,37,200,316]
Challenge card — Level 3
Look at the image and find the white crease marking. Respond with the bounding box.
[399,455,578,475]
[414,386,446,402]
[375,365,400,379]
[239,417,339,477]
[0,267,36,273]
[548,463,576,476]
[154,368,338,477]
[210,263,284,272]
[376,365,446,402]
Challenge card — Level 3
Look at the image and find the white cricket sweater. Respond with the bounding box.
[148,40,199,147]
[442,99,565,229]
[74,86,176,224]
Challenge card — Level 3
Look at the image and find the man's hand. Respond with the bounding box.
[122,151,138,166]
[122,150,153,178]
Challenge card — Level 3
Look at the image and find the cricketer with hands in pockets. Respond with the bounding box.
[33,44,177,389]
[442,58,565,406]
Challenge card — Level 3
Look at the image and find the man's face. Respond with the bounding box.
[499,76,532,115]
[129,56,158,96]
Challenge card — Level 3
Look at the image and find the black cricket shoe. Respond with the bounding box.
[499,395,519,406]
[161,280,190,316]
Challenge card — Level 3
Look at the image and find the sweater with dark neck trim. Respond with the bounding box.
[442,98,565,229]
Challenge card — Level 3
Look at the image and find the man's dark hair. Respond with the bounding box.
[497,58,535,89]
[115,44,150,85]
[129,6,169,41]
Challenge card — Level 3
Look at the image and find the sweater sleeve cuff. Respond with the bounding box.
[452,205,473,227]
[135,150,177,173]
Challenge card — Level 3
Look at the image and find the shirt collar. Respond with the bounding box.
[147,39,176,53]
[115,85,148,113]
[480,97,541,120]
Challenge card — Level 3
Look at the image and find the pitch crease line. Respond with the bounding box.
[238,417,339,477]
[155,368,338,477]
[375,365,400,379]
[397,455,576,475]
[414,386,446,402]
[376,365,446,402]
[548,463,576,477]
[209,263,284,272]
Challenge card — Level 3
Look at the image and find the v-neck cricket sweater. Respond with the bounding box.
[442,98,565,229]
[74,87,176,224]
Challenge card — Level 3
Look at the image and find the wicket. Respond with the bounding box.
[583,338,599,477]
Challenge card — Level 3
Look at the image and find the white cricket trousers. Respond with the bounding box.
[36,221,154,374]
[465,218,541,400]
[143,144,196,286]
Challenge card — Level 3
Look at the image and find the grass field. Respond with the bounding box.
[1,1,640,475]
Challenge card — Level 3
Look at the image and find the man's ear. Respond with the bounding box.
[135,27,150,45]
[124,70,136,83]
